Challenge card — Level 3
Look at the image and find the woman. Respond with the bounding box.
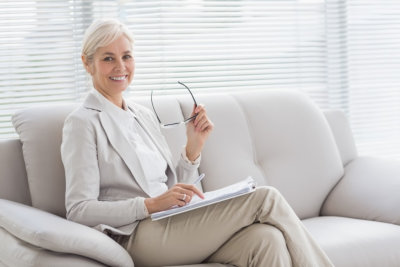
[61,18,334,267]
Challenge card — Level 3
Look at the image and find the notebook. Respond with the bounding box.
[151,176,257,221]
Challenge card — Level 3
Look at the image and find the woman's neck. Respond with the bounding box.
[95,88,124,109]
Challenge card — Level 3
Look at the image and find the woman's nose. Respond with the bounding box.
[114,59,124,71]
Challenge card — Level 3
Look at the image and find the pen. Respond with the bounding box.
[193,173,205,185]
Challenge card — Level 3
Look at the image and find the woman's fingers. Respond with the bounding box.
[196,116,212,132]
[169,189,192,207]
[173,187,194,202]
[192,106,213,132]
[193,105,206,124]
[175,191,192,206]
[194,103,204,113]
[147,183,205,213]
[194,113,206,127]
[176,183,205,199]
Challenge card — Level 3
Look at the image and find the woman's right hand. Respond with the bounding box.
[144,184,204,214]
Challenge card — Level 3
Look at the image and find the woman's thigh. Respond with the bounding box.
[126,188,271,267]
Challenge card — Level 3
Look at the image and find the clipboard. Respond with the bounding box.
[151,176,257,221]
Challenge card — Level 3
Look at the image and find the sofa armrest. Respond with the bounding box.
[321,156,400,225]
[0,199,133,267]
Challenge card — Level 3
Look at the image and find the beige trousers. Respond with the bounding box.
[119,187,333,267]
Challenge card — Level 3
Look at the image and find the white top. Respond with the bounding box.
[92,89,168,197]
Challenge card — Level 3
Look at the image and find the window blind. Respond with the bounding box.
[0,0,327,138]
[124,1,327,96]
[1,0,400,159]
[0,1,87,138]
[326,0,400,158]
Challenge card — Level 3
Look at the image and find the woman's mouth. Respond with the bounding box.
[109,75,128,81]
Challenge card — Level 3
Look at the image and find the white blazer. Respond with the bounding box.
[61,91,199,235]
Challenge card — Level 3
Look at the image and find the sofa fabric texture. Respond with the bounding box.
[0,139,30,206]
[0,227,105,267]
[303,216,400,267]
[322,110,357,166]
[12,104,78,217]
[191,91,344,219]
[0,199,133,267]
[322,156,400,225]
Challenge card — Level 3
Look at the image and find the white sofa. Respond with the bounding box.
[1,90,400,267]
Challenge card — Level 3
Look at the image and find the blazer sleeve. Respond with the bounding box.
[175,148,201,184]
[61,112,148,228]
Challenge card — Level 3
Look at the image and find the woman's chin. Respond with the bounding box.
[108,83,129,93]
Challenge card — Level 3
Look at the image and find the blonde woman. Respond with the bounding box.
[61,18,333,267]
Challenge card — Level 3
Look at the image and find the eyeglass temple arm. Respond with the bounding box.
[151,82,197,125]
[150,90,162,124]
[178,81,198,107]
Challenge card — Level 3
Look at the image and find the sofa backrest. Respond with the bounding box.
[10,96,191,217]
[12,104,78,217]
[323,110,357,166]
[0,139,30,205]
[179,90,345,219]
[8,90,346,219]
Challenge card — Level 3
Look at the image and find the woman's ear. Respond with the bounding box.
[81,55,92,74]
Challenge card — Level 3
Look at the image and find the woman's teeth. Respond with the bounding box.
[110,76,126,81]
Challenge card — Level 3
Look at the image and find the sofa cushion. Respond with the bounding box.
[0,227,105,267]
[0,199,133,267]
[303,216,400,267]
[12,104,78,217]
[180,91,344,219]
[0,139,31,205]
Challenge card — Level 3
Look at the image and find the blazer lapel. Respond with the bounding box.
[83,92,152,196]
[128,104,176,175]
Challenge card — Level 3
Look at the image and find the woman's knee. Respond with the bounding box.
[245,224,291,265]
[251,224,286,250]
[254,186,283,201]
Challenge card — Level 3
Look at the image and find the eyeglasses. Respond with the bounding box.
[151,81,198,128]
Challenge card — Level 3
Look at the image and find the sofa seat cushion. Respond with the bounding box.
[303,216,400,267]
[0,227,105,267]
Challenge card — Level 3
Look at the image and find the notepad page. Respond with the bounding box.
[151,177,256,221]
[190,177,255,204]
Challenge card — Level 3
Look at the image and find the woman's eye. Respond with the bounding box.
[103,57,113,62]
[123,55,132,60]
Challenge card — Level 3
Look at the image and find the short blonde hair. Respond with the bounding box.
[81,18,134,63]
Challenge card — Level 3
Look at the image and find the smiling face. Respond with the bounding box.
[83,34,134,106]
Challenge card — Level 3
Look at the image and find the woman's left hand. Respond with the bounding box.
[185,104,214,162]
